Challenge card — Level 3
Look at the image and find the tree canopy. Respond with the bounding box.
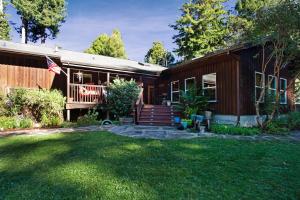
[144,41,175,66]
[248,0,300,127]
[0,0,10,40]
[11,0,66,43]
[85,30,127,59]
[228,0,275,42]
[171,0,229,60]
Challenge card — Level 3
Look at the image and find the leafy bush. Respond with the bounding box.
[19,117,34,129]
[211,124,261,136]
[7,88,65,125]
[287,112,300,130]
[77,109,100,126]
[106,78,140,118]
[175,87,208,118]
[41,115,63,128]
[0,116,18,130]
[264,121,289,135]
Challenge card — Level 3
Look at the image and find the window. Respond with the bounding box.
[268,75,277,102]
[73,71,92,84]
[255,72,265,102]
[280,78,287,104]
[296,79,300,104]
[184,77,195,93]
[202,73,216,102]
[171,80,180,102]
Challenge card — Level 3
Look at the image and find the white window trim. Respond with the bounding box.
[184,77,196,93]
[255,71,265,103]
[268,75,277,103]
[280,78,287,105]
[171,80,180,103]
[202,73,217,102]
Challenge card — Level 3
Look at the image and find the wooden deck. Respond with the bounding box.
[66,83,106,109]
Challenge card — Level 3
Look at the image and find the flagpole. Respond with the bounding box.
[60,68,68,77]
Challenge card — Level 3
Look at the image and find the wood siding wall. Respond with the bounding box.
[239,47,294,115]
[159,55,239,115]
[0,52,63,94]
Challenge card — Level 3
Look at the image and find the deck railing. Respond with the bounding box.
[68,83,106,104]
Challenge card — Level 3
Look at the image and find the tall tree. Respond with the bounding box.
[11,0,66,43]
[85,30,127,59]
[0,0,10,40]
[171,0,229,60]
[248,0,300,128]
[228,0,276,43]
[144,41,175,66]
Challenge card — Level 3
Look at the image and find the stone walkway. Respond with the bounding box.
[0,125,300,142]
[108,125,300,142]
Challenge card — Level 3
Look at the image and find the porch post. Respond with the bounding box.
[67,110,70,122]
[106,72,110,119]
[107,72,110,85]
[67,68,71,121]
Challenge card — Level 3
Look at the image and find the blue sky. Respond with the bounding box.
[7,0,236,62]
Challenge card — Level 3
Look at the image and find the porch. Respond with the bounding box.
[64,67,158,121]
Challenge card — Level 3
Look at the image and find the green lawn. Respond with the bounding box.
[0,132,299,200]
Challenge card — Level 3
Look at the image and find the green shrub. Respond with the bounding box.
[211,124,261,135]
[19,117,34,129]
[106,78,140,118]
[41,115,63,128]
[287,112,300,130]
[0,116,18,130]
[264,121,289,135]
[77,109,100,126]
[7,88,65,126]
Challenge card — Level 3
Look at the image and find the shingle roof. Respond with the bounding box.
[0,40,166,74]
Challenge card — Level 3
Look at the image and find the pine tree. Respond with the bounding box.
[85,30,127,59]
[171,0,229,60]
[11,0,66,43]
[144,41,175,66]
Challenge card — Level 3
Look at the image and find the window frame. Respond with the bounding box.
[280,78,287,105]
[170,80,180,103]
[255,71,265,103]
[184,77,196,93]
[202,73,217,102]
[268,75,277,103]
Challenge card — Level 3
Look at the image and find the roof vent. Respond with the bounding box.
[138,62,150,66]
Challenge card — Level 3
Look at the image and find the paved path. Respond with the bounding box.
[108,125,300,142]
[1,125,300,142]
[0,125,110,137]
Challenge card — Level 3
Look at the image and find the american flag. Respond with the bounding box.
[46,56,61,74]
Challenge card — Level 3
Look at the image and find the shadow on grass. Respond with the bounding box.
[0,131,299,199]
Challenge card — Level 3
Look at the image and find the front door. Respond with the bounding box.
[148,85,155,104]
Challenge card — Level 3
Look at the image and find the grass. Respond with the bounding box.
[0,132,299,200]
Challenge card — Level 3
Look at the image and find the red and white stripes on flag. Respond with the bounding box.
[46,56,61,74]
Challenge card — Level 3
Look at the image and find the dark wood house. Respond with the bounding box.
[157,44,296,126]
[0,40,297,126]
[0,40,165,121]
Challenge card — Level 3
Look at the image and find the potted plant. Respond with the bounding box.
[174,86,208,120]
[106,78,140,125]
